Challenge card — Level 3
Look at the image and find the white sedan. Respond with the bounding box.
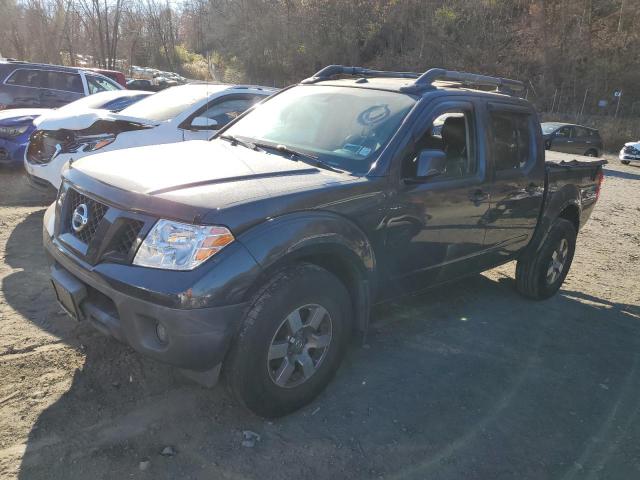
[25,83,277,190]
[620,141,640,165]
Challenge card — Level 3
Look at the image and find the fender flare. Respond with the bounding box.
[528,185,581,256]
[237,211,377,332]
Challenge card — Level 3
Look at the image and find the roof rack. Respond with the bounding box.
[300,65,525,96]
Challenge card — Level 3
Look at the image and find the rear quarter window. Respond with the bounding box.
[5,69,47,88]
[4,69,83,93]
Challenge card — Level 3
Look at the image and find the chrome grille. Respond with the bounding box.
[65,189,108,244]
[112,220,144,255]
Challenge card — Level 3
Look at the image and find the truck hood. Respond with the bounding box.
[34,108,160,131]
[69,139,356,208]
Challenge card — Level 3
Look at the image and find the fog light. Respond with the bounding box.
[156,322,168,344]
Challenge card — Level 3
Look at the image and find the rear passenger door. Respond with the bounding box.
[483,104,545,257]
[572,126,594,155]
[40,71,84,107]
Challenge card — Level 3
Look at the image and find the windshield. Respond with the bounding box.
[120,86,210,121]
[54,92,150,113]
[223,85,416,174]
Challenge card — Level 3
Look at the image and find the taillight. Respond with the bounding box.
[595,169,604,201]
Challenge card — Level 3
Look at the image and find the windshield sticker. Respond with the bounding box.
[342,144,372,157]
[358,105,391,126]
[357,146,372,156]
[343,143,361,153]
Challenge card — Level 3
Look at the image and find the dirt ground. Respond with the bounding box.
[0,158,639,480]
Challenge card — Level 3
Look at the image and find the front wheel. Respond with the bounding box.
[621,160,631,165]
[224,263,352,417]
[516,218,577,300]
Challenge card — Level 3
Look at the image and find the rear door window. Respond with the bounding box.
[46,71,84,93]
[573,126,589,138]
[489,111,534,171]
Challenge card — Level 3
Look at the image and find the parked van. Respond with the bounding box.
[0,60,123,110]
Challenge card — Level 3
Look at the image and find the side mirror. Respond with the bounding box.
[414,149,447,180]
[190,116,219,131]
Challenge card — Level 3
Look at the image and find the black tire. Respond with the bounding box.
[224,263,352,417]
[584,149,598,157]
[515,218,577,300]
[621,160,630,165]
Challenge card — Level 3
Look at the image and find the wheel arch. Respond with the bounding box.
[558,203,580,233]
[527,192,580,257]
[238,211,376,334]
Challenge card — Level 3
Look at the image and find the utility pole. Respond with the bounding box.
[578,88,589,121]
[618,0,625,33]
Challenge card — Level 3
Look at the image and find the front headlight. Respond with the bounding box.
[133,219,235,270]
[0,124,29,138]
[75,133,115,152]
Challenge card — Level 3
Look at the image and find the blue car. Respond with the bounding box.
[0,108,48,167]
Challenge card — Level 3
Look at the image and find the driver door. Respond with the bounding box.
[384,99,491,293]
[550,126,575,153]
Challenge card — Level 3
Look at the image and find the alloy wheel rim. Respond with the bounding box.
[267,304,333,388]
[546,238,569,285]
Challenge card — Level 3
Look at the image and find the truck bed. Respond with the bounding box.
[545,149,607,168]
[541,149,606,234]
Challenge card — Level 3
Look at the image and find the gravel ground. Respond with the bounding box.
[0,158,639,480]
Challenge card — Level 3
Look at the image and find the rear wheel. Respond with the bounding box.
[224,263,352,417]
[621,160,631,165]
[516,218,577,300]
[584,149,598,157]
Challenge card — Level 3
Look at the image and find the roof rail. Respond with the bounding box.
[300,65,525,96]
[301,65,421,84]
[399,68,524,95]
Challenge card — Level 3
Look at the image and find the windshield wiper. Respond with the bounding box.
[254,142,344,173]
[219,134,259,151]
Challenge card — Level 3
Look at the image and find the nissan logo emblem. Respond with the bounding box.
[72,204,89,233]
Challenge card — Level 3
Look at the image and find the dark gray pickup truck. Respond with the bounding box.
[43,66,605,417]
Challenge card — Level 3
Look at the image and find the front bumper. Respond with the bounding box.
[44,232,247,372]
[0,137,27,166]
[24,151,73,190]
[619,153,640,162]
[25,167,57,194]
